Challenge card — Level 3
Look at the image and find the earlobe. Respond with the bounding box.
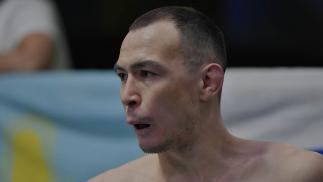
[199,79,204,89]
[199,63,224,101]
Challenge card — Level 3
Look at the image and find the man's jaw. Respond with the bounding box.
[127,116,173,153]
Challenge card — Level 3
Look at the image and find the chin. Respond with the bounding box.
[139,140,173,153]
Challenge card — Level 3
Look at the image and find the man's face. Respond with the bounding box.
[115,21,201,153]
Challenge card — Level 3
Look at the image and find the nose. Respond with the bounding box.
[120,76,141,110]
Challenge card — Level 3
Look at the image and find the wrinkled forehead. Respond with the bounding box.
[123,21,180,49]
[117,21,183,66]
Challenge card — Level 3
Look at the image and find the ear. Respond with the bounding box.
[199,63,224,101]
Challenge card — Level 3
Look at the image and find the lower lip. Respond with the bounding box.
[134,125,153,137]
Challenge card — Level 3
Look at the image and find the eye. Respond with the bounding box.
[139,70,156,78]
[117,72,127,82]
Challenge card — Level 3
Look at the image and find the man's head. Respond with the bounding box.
[129,6,227,72]
[115,6,226,153]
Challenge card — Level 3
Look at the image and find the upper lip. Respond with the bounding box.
[127,118,141,125]
[127,116,150,125]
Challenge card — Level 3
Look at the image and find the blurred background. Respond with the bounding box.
[1,1,323,181]
[53,0,323,69]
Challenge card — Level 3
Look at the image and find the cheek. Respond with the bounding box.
[144,82,198,122]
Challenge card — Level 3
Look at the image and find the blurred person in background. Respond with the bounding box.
[0,0,70,72]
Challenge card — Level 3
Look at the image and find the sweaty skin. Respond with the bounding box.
[89,20,323,182]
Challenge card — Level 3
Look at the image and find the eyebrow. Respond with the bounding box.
[114,60,166,73]
[113,64,125,72]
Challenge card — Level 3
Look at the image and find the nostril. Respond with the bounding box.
[128,100,137,107]
[125,100,138,112]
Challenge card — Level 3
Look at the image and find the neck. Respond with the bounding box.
[157,116,240,181]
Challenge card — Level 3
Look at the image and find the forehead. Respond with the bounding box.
[116,21,182,68]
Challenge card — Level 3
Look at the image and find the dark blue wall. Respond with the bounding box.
[54,0,323,69]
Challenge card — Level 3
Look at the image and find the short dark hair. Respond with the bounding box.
[129,6,227,71]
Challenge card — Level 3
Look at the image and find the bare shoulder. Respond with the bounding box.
[266,143,323,181]
[88,167,128,182]
[88,154,158,182]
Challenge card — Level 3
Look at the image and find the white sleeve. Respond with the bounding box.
[6,0,60,45]
[1,0,71,68]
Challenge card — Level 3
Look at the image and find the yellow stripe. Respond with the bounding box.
[11,130,52,182]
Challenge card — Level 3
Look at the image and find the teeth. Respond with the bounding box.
[135,124,150,129]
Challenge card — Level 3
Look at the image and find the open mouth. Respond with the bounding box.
[134,124,151,130]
